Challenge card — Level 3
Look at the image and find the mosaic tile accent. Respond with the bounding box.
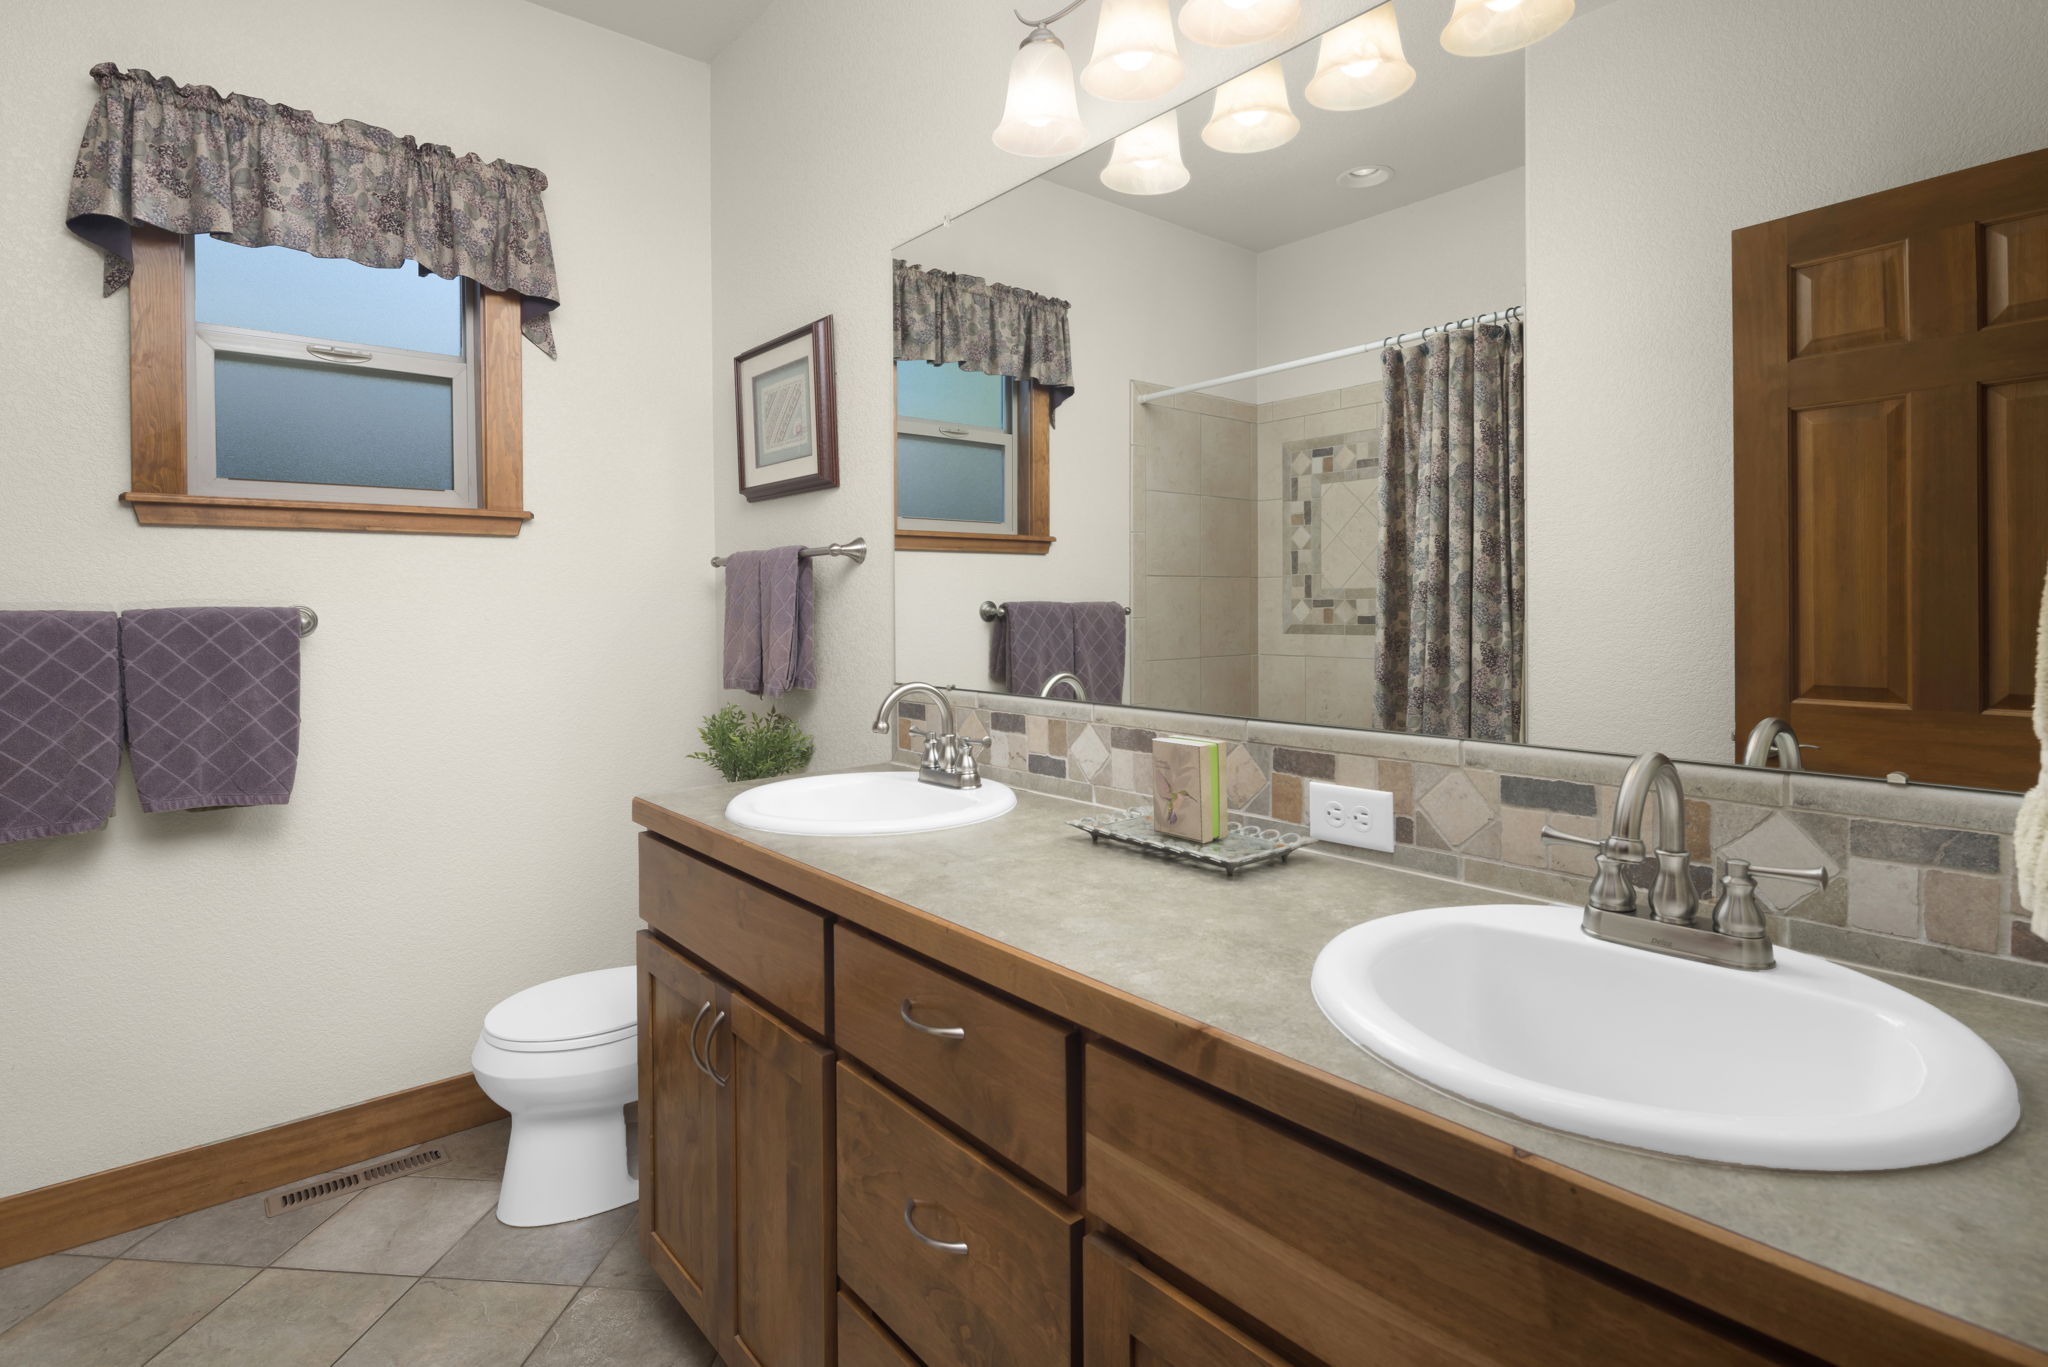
[899,689,2040,1003]
[1283,430,1379,636]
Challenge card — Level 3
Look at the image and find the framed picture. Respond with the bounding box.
[734,316,838,501]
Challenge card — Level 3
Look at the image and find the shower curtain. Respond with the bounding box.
[1373,318,1525,741]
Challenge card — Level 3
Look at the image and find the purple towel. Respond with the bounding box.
[721,547,815,698]
[989,601,1075,697]
[119,607,302,812]
[1071,602,1127,705]
[0,612,122,842]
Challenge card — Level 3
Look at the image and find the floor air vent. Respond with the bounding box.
[264,1145,448,1216]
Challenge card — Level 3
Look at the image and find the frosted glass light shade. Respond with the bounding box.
[1083,0,1184,101]
[1306,4,1416,110]
[1201,60,1299,153]
[993,32,1087,157]
[1178,0,1302,48]
[1441,0,1574,56]
[1100,111,1191,195]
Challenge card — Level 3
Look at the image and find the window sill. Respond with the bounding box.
[895,531,1055,555]
[121,493,533,537]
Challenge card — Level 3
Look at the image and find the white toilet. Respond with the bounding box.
[471,966,640,1227]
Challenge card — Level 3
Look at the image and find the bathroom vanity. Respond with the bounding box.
[632,777,2048,1367]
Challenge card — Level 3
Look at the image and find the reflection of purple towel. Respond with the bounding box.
[120,607,301,812]
[0,612,122,842]
[989,602,1073,698]
[1071,602,1127,705]
[721,547,814,698]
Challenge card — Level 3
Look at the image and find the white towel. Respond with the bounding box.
[2018,567,2048,932]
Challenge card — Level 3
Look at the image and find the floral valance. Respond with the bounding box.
[894,260,1073,418]
[66,64,561,356]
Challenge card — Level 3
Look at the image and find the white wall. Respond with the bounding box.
[893,179,1256,692]
[1255,167,1527,403]
[1523,0,2048,760]
[0,0,713,1196]
[710,0,1386,768]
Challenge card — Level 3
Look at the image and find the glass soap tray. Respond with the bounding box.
[1067,807,1310,877]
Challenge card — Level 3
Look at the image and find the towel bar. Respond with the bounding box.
[979,601,1130,621]
[711,537,867,569]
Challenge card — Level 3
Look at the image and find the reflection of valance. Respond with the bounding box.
[66,64,561,355]
[894,260,1073,417]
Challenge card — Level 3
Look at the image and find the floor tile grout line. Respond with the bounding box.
[516,1282,587,1367]
[130,1261,261,1367]
[320,1272,424,1367]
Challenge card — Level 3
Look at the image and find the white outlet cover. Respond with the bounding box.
[1308,781,1396,852]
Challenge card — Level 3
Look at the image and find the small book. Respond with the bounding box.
[1151,735,1225,843]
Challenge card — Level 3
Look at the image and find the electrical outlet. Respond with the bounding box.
[1308,781,1395,852]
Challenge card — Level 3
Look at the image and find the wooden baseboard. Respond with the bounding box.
[0,1074,506,1270]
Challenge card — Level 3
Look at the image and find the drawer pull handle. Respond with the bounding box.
[703,1010,731,1087]
[899,1000,966,1040]
[687,1001,714,1077]
[902,1199,969,1255]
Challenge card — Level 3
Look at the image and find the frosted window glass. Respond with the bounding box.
[898,433,1007,523]
[195,235,462,356]
[897,361,1009,430]
[215,356,455,490]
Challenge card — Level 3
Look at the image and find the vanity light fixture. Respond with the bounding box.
[1306,4,1416,110]
[993,3,1089,157]
[1440,0,1574,56]
[1082,0,1184,101]
[1201,59,1300,153]
[1178,0,1302,48]
[1337,164,1393,188]
[1101,110,1192,194]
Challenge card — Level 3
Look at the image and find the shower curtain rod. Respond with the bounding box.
[1138,306,1524,405]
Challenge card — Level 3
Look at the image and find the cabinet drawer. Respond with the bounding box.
[1084,1046,1786,1367]
[834,928,1075,1191]
[838,1293,922,1367]
[638,832,827,1034]
[838,1063,1079,1367]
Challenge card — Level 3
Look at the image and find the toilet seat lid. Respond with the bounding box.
[484,966,637,1048]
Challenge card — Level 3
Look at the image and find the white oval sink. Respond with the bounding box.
[1312,905,2020,1170]
[725,770,1016,837]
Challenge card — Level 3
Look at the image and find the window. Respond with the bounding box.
[121,226,529,536]
[893,361,1053,554]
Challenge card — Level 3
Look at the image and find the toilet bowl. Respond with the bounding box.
[471,966,639,1227]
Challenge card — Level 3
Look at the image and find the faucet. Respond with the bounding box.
[870,683,986,789]
[1039,671,1087,701]
[1540,751,1825,970]
[1741,716,1808,772]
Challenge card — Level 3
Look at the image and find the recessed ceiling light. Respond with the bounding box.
[1338,165,1393,188]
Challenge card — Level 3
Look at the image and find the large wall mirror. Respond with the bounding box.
[892,0,2048,795]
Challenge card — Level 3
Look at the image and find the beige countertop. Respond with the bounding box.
[637,769,2048,1354]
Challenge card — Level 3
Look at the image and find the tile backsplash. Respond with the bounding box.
[896,692,2043,1003]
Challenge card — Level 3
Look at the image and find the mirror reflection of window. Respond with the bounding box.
[895,361,1020,534]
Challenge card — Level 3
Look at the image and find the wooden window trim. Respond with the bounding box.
[895,380,1055,555]
[118,224,532,536]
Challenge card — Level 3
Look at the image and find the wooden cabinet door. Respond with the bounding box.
[713,989,836,1367]
[1083,1236,1293,1367]
[1733,146,2048,789]
[636,931,723,1335]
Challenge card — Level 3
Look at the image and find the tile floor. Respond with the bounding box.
[0,1119,714,1366]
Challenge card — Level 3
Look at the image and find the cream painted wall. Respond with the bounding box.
[892,178,1257,694]
[1254,167,1526,404]
[0,0,713,1195]
[709,0,1385,767]
[1523,0,2048,761]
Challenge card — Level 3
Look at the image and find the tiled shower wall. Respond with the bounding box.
[895,690,2045,1003]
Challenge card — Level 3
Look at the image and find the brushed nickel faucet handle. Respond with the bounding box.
[1540,825,1639,913]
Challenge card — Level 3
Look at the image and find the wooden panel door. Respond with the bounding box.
[1083,1236,1295,1367]
[1734,147,2048,790]
[636,932,723,1335]
[714,988,836,1367]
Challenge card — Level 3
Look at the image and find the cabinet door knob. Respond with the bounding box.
[687,1000,714,1077]
[899,1000,966,1040]
[902,1199,969,1255]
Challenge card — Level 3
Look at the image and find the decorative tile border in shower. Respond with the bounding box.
[1283,429,1379,635]
[894,693,2043,1004]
